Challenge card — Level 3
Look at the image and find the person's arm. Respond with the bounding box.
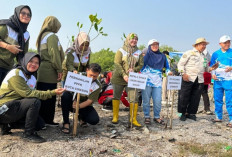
[0,25,22,54]
[177,51,191,74]
[66,52,76,72]
[8,75,56,100]
[164,56,172,75]
[47,35,63,73]
[0,25,8,49]
[133,53,144,72]
[114,50,127,77]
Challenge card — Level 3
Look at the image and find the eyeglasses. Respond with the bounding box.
[20,11,31,18]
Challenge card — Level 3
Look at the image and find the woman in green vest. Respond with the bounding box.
[36,16,64,126]
[0,52,65,143]
[111,33,144,127]
[61,31,91,86]
[0,5,32,85]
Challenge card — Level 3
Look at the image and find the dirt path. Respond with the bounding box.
[1,99,232,157]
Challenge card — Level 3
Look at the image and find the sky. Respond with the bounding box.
[1,0,232,54]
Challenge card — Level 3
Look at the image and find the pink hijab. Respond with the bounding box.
[66,32,91,56]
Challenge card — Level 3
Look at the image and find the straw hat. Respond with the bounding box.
[192,37,209,47]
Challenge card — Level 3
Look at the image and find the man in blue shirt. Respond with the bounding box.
[210,35,232,127]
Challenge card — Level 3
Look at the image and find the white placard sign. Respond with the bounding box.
[128,72,148,90]
[64,72,92,95]
[167,76,182,90]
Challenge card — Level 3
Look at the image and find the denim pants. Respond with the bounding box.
[142,86,162,119]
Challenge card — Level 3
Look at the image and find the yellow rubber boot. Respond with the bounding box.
[130,103,142,127]
[112,100,120,124]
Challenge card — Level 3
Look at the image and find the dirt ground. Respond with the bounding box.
[1,94,232,157]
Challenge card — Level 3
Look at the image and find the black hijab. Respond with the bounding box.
[17,52,40,76]
[0,5,32,63]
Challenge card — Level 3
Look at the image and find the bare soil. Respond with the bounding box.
[1,96,232,157]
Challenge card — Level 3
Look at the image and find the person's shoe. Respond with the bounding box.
[23,132,46,143]
[186,114,197,121]
[205,110,213,115]
[0,124,12,135]
[102,105,112,111]
[45,122,59,127]
[179,114,186,121]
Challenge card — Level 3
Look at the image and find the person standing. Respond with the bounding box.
[111,33,143,126]
[201,50,213,114]
[178,38,210,121]
[0,5,32,85]
[141,39,172,125]
[36,16,64,126]
[210,35,232,127]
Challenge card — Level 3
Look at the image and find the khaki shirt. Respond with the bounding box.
[178,48,209,83]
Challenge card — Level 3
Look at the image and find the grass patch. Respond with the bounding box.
[178,141,232,157]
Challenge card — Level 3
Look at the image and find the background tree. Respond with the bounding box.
[159,45,178,52]
[90,48,115,72]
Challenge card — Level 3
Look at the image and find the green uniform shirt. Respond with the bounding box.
[37,32,64,83]
[0,25,29,70]
[111,49,144,85]
[61,49,90,81]
[0,69,56,107]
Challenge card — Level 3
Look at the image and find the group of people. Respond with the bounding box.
[0,5,232,143]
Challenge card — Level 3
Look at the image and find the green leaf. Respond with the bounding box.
[123,33,126,38]
[102,33,108,36]
[80,24,83,28]
[99,31,103,34]
[97,18,102,25]
[77,22,79,27]
[89,14,94,23]
[72,36,75,42]
[99,27,103,32]
[94,23,98,31]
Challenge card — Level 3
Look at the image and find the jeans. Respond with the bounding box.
[142,86,162,119]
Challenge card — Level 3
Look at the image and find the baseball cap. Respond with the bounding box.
[148,39,159,46]
[219,35,231,43]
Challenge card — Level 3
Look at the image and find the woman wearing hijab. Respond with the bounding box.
[111,33,144,127]
[0,52,65,143]
[0,5,32,85]
[60,32,91,133]
[61,31,91,85]
[141,39,172,125]
[36,16,64,126]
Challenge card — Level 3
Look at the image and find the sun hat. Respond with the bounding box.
[192,37,209,47]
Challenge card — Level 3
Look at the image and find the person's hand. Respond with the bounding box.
[123,75,129,82]
[57,72,62,81]
[128,68,134,73]
[54,88,65,95]
[73,70,78,74]
[72,100,78,109]
[6,45,23,54]
[168,72,173,76]
[212,74,218,80]
[225,67,232,72]
[182,73,189,82]
[210,62,219,72]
